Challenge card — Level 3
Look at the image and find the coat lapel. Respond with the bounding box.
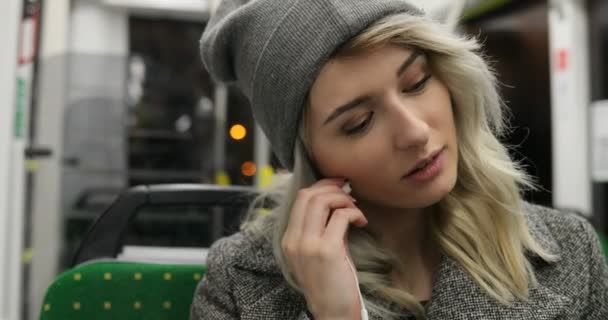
[425,255,574,320]
[426,204,574,320]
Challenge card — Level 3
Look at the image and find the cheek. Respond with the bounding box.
[433,84,455,127]
[314,136,389,180]
[444,106,458,146]
[423,88,457,140]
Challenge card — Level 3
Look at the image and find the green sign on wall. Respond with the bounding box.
[14,78,26,139]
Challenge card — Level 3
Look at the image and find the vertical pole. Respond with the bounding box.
[212,85,228,239]
[28,0,71,318]
[548,0,592,215]
[254,124,271,187]
[213,85,228,181]
[0,0,25,319]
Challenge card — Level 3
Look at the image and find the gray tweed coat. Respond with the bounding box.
[190,203,608,319]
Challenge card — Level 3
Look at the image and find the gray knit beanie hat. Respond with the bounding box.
[201,0,423,170]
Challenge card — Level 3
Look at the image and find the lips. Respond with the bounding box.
[405,147,445,177]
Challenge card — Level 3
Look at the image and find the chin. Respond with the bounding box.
[398,172,457,209]
[401,189,449,208]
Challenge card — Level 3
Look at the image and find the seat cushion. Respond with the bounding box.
[39,261,206,320]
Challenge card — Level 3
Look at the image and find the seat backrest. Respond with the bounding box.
[40,184,258,320]
[40,261,206,320]
[72,184,256,266]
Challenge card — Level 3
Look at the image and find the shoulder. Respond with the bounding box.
[522,202,589,232]
[521,202,608,315]
[192,229,307,319]
[196,230,308,319]
[522,201,597,257]
[206,229,281,275]
[206,231,255,267]
[522,202,607,291]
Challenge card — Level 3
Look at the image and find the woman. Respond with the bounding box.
[191,1,608,319]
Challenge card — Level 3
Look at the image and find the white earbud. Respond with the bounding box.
[342,181,352,194]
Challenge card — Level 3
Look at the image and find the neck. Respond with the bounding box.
[359,201,435,258]
[357,201,442,299]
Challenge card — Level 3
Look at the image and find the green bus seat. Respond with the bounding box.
[40,261,205,320]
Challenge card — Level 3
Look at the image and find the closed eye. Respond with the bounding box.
[344,112,374,136]
[404,74,432,93]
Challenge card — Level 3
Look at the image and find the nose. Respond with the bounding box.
[390,99,430,150]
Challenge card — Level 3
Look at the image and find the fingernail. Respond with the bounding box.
[350,196,357,203]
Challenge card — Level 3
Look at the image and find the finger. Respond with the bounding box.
[308,184,356,203]
[323,208,368,245]
[284,185,352,241]
[301,193,358,238]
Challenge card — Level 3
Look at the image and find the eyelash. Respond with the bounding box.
[343,74,432,136]
[344,112,374,136]
[405,73,432,93]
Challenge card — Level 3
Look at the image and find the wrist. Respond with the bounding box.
[316,316,360,320]
[305,297,361,320]
[311,309,361,320]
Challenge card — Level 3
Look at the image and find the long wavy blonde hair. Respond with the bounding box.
[242,13,557,319]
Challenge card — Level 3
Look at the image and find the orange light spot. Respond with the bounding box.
[241,161,257,177]
[230,124,247,140]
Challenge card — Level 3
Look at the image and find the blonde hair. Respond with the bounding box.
[243,13,557,319]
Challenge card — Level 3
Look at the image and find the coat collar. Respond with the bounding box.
[522,202,562,261]
[234,203,571,319]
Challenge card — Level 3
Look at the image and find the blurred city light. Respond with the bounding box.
[230,124,247,140]
[215,170,231,185]
[241,161,256,177]
[259,165,275,188]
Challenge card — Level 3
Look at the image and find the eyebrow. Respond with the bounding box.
[322,50,422,126]
[397,50,421,77]
[322,96,371,126]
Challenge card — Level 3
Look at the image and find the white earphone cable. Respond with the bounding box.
[346,255,368,320]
